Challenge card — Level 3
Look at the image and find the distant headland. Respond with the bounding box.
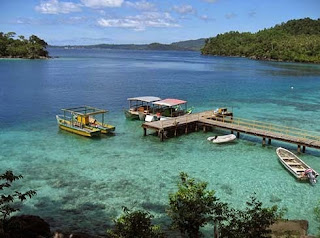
[50,38,206,52]
[201,18,320,64]
[0,32,49,59]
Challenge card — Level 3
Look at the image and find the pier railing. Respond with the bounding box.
[205,115,320,142]
[154,111,320,142]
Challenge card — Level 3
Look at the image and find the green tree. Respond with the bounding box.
[0,171,36,234]
[167,172,220,238]
[28,35,48,58]
[107,207,165,238]
[201,18,320,63]
[0,32,49,59]
[219,195,283,238]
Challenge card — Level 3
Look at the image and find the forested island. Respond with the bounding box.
[50,38,206,51]
[201,18,320,63]
[0,32,49,59]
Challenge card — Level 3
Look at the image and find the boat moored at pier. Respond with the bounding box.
[207,134,236,143]
[125,96,161,120]
[276,147,318,185]
[146,98,193,121]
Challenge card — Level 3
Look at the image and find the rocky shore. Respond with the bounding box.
[0,215,316,238]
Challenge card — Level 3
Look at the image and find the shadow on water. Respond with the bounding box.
[262,61,320,77]
[22,197,115,235]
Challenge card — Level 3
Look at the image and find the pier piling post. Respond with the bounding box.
[160,130,164,142]
[302,146,306,153]
[231,130,233,134]
[195,123,198,131]
[143,128,147,136]
[237,132,240,138]
[203,126,206,132]
[262,137,266,146]
[268,138,271,145]
[297,145,301,153]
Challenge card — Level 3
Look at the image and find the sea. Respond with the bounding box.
[1,48,320,236]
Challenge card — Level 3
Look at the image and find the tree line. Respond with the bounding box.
[0,32,49,59]
[201,18,320,63]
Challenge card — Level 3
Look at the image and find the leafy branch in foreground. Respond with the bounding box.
[167,172,283,238]
[219,194,284,238]
[167,172,223,238]
[107,206,165,238]
[0,171,36,225]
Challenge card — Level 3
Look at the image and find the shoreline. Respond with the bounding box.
[0,56,51,60]
[201,53,320,64]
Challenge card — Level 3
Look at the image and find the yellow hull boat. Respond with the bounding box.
[56,115,101,137]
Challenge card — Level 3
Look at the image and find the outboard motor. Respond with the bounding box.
[305,169,317,185]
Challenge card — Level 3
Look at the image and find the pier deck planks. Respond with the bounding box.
[142,111,320,149]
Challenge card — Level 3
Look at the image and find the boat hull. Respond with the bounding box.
[86,123,115,134]
[124,110,139,120]
[276,147,319,181]
[99,124,116,134]
[208,134,236,143]
[58,124,100,137]
[56,115,101,137]
[138,112,146,121]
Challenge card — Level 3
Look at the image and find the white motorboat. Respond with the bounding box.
[207,134,236,143]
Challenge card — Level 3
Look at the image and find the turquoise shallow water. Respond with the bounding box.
[1,49,320,236]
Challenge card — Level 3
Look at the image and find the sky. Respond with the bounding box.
[0,0,319,45]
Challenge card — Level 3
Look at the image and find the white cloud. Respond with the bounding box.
[125,0,156,11]
[80,0,123,8]
[35,0,81,14]
[172,5,196,15]
[225,13,237,19]
[248,10,256,17]
[59,16,88,24]
[199,14,210,21]
[97,12,179,31]
[12,16,88,25]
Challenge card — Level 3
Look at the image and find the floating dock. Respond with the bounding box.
[142,110,320,152]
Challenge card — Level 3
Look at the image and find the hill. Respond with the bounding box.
[201,18,320,63]
[171,38,206,51]
[51,38,206,52]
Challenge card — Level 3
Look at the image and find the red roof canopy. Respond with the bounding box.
[153,98,187,107]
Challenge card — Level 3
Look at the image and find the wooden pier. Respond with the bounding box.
[142,110,320,152]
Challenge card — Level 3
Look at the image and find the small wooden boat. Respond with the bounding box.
[125,96,161,120]
[276,147,318,184]
[207,134,236,143]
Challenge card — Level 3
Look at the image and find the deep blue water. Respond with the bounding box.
[1,48,320,236]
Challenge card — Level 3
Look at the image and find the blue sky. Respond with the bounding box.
[0,0,319,45]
